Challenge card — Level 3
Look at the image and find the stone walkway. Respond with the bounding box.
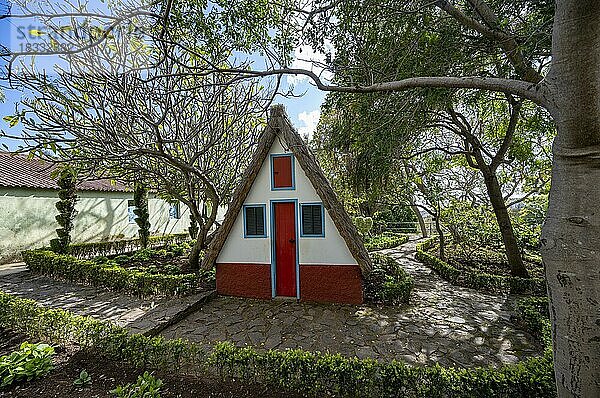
[0,262,27,277]
[161,238,543,367]
[0,271,214,335]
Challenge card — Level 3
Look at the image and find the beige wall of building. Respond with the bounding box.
[0,188,189,263]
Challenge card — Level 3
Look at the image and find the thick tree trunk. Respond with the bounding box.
[541,1,600,396]
[481,170,529,278]
[543,157,600,397]
[410,197,428,238]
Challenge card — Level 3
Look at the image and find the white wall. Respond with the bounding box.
[0,188,189,263]
[217,135,357,265]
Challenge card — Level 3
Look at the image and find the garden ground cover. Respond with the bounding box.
[440,244,545,279]
[1,347,302,398]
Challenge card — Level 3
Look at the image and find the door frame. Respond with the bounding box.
[270,199,300,299]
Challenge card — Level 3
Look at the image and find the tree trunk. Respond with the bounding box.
[541,1,600,396]
[543,156,600,397]
[410,197,428,238]
[188,232,205,271]
[188,197,220,272]
[434,215,445,260]
[481,170,529,278]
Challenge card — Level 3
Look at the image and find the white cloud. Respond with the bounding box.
[297,109,321,140]
[287,41,335,87]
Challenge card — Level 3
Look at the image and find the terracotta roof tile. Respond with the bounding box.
[0,152,129,192]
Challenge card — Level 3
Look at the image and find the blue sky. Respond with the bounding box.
[0,0,326,150]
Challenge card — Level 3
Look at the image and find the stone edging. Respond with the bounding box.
[127,290,217,336]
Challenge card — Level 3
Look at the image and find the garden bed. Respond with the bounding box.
[0,290,556,397]
[68,233,190,259]
[442,244,545,279]
[22,241,214,298]
[416,238,546,295]
[364,232,408,251]
[2,348,300,398]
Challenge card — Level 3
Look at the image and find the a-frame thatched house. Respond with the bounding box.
[202,105,371,304]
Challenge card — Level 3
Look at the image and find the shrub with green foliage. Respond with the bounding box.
[353,216,374,236]
[111,372,163,398]
[416,238,546,295]
[0,290,555,397]
[0,342,55,389]
[21,249,212,298]
[364,232,408,251]
[514,297,552,348]
[68,233,189,259]
[133,183,151,249]
[364,253,414,305]
[50,167,78,254]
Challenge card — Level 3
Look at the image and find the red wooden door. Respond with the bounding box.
[274,202,297,297]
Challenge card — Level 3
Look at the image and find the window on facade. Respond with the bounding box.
[301,204,324,236]
[244,205,266,237]
[169,202,181,219]
[127,200,137,224]
[271,154,294,189]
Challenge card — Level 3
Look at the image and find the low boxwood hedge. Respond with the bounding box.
[365,253,414,305]
[0,290,555,397]
[365,233,409,251]
[514,297,552,348]
[68,233,190,259]
[21,249,212,298]
[415,238,546,295]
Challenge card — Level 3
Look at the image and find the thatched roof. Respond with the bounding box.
[202,105,372,275]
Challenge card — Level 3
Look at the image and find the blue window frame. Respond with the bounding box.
[127,200,137,224]
[169,202,181,219]
[243,204,267,238]
[270,153,296,191]
[300,203,325,237]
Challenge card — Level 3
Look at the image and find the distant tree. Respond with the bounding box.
[133,182,150,249]
[50,167,78,254]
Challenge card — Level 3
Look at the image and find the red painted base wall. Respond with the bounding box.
[216,263,272,299]
[215,263,364,304]
[300,265,363,304]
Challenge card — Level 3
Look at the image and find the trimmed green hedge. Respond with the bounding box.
[0,290,555,397]
[415,238,546,295]
[365,253,414,305]
[514,297,552,348]
[21,249,210,298]
[68,233,189,259]
[365,233,409,251]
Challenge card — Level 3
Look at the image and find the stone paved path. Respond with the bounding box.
[0,262,27,277]
[0,271,214,335]
[161,238,543,367]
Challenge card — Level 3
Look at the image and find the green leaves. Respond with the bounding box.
[0,342,55,389]
[365,251,414,305]
[111,372,162,398]
[2,115,20,128]
[73,369,92,387]
[0,288,555,398]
